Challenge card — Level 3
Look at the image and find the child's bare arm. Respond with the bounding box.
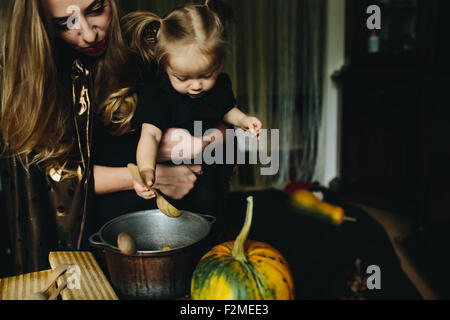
[223,107,263,138]
[223,106,247,126]
[137,123,163,188]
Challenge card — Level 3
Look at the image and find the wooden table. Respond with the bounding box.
[48,251,119,300]
[0,270,55,300]
[0,251,119,300]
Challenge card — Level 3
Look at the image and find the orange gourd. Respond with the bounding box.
[290,190,346,225]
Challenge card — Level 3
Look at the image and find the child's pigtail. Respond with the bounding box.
[122,12,162,65]
[204,0,234,34]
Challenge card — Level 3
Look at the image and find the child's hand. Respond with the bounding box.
[133,168,156,200]
[240,116,263,139]
[133,181,156,200]
[140,168,156,189]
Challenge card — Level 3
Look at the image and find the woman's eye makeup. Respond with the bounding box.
[54,19,69,31]
[91,1,107,15]
[53,0,107,31]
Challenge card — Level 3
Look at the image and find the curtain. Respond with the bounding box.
[117,0,326,190]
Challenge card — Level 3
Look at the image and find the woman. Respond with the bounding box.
[0,0,231,276]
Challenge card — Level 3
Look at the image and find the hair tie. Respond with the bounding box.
[159,18,163,24]
[204,0,210,8]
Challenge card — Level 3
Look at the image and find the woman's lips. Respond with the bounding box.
[82,39,106,55]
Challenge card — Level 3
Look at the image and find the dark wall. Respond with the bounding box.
[339,0,448,226]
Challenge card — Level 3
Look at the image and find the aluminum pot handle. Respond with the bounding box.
[198,214,216,225]
[88,231,107,249]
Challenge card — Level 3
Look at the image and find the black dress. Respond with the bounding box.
[131,73,237,135]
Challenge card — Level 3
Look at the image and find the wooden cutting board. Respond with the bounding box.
[0,270,56,300]
[49,251,118,300]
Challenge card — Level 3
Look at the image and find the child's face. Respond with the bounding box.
[166,48,220,99]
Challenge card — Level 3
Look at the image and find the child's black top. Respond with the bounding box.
[131,73,237,136]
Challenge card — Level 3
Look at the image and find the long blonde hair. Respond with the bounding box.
[0,0,137,173]
[122,3,227,72]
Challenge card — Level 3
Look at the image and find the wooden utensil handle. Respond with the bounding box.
[128,163,160,194]
[48,282,68,300]
[43,264,70,293]
[127,163,146,187]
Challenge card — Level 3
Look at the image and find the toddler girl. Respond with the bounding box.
[123,1,262,199]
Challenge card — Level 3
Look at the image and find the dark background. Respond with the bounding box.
[337,0,450,298]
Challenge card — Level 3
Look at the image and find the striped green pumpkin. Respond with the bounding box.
[191,197,295,300]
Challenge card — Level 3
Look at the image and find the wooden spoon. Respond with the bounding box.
[127,163,181,217]
[117,232,137,255]
[23,264,70,300]
[48,281,68,300]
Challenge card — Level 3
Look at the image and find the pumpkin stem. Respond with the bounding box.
[232,196,253,262]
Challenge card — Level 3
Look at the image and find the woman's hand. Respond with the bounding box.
[94,164,202,200]
[156,123,229,163]
[156,128,199,162]
[154,164,202,199]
